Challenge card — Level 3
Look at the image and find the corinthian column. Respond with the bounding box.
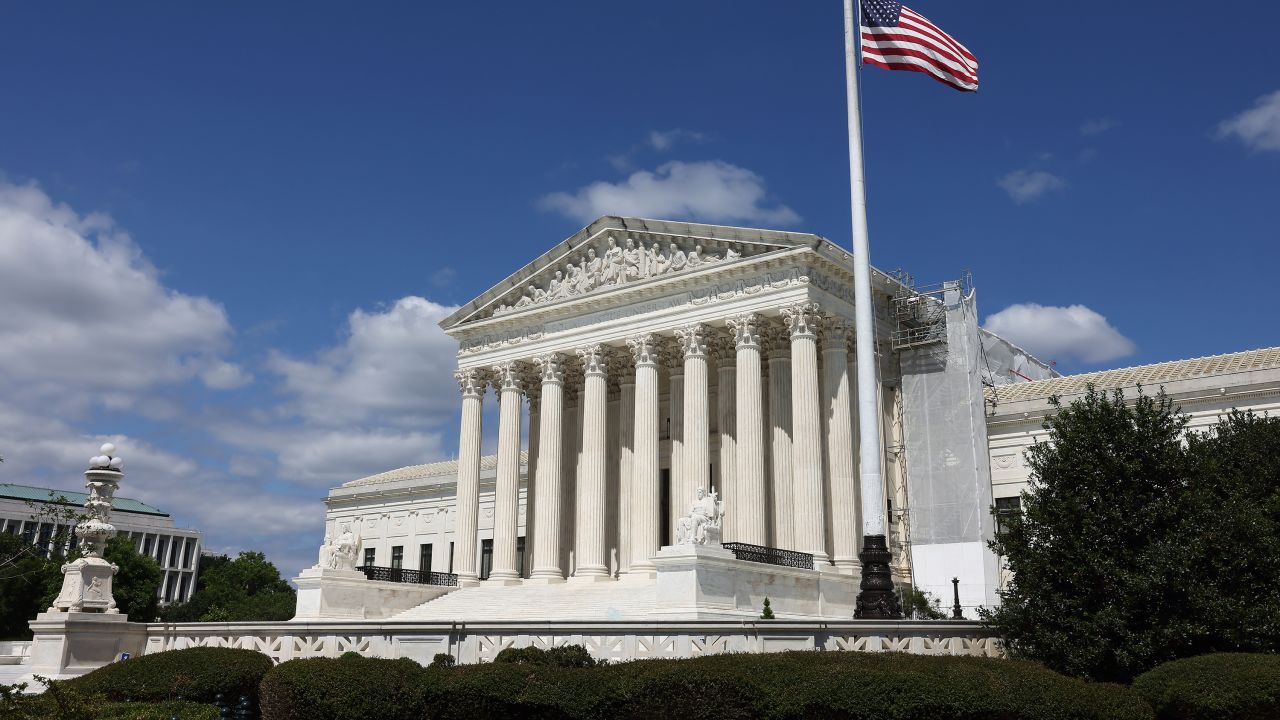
[715,337,737,540]
[823,321,859,573]
[628,334,660,575]
[573,344,611,579]
[488,361,524,582]
[784,303,829,563]
[766,326,795,549]
[530,354,566,582]
[727,314,766,544]
[453,368,486,584]
[617,369,636,575]
[676,324,710,513]
[666,351,684,542]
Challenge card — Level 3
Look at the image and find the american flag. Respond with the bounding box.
[860,0,978,92]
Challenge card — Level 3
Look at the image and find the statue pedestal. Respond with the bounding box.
[49,557,119,614]
[26,612,146,680]
[652,544,856,620]
[292,567,456,621]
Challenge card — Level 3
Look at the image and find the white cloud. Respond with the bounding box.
[984,303,1136,365]
[1079,118,1118,136]
[648,129,705,151]
[266,296,460,427]
[996,169,1065,204]
[1216,89,1280,151]
[0,180,244,412]
[201,360,253,389]
[539,160,800,226]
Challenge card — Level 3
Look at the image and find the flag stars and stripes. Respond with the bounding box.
[860,0,978,92]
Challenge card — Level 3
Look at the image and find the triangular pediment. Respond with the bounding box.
[441,216,824,329]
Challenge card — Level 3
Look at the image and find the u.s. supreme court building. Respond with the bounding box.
[297,215,1280,638]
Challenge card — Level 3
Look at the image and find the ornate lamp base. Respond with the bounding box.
[853,534,902,619]
[48,557,119,614]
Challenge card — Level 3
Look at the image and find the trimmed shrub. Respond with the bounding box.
[260,649,1151,720]
[259,655,432,720]
[1133,653,1280,720]
[2,679,217,720]
[67,646,273,704]
[493,644,597,668]
[98,701,220,719]
[431,652,456,668]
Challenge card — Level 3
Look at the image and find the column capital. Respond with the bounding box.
[822,317,852,349]
[455,368,487,399]
[782,302,822,339]
[674,323,709,358]
[491,361,523,392]
[762,323,791,360]
[534,353,565,384]
[577,344,609,376]
[627,333,660,367]
[726,313,762,349]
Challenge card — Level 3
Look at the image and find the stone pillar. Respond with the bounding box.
[453,368,486,583]
[559,385,578,576]
[524,389,540,577]
[573,344,611,579]
[715,339,737,540]
[784,303,829,563]
[617,371,636,575]
[530,354,565,582]
[823,321,859,574]
[767,327,795,550]
[726,314,766,544]
[666,354,684,543]
[628,333,661,575]
[677,324,710,512]
[489,361,524,582]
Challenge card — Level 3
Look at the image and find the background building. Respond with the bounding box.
[0,483,202,604]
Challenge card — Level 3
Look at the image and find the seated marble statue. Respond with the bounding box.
[317,524,362,571]
[674,487,725,546]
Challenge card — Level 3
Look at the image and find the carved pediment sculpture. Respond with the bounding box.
[489,233,753,318]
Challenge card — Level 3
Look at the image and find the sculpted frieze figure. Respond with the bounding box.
[488,234,759,317]
[316,523,362,571]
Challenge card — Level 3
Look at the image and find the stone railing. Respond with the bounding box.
[141,619,1001,666]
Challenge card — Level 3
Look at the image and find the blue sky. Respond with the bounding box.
[1,1,1276,575]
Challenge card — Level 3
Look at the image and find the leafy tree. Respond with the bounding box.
[984,386,1280,682]
[102,535,162,621]
[162,551,295,622]
[900,587,947,620]
[0,533,53,639]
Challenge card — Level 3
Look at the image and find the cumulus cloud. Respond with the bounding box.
[648,129,705,151]
[996,169,1065,204]
[1216,89,1280,151]
[539,160,800,226]
[0,180,246,412]
[984,303,1136,365]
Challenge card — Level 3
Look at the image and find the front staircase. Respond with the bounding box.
[390,580,658,622]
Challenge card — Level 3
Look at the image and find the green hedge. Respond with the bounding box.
[258,656,433,720]
[67,646,273,704]
[1133,653,1280,720]
[258,649,1152,720]
[3,680,217,720]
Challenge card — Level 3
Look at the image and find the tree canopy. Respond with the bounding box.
[160,550,295,622]
[985,386,1280,682]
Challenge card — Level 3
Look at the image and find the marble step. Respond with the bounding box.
[391,579,658,622]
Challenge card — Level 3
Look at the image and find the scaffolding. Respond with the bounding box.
[890,274,971,351]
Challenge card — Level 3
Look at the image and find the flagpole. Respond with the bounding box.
[843,0,902,619]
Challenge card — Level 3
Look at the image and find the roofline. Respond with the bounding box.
[0,483,170,517]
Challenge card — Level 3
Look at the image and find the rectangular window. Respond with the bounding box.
[995,496,1022,537]
[363,547,376,567]
[448,542,454,574]
[660,469,671,545]
[419,543,433,573]
[390,545,403,569]
[164,576,175,603]
[480,539,493,580]
[157,537,169,563]
[178,575,190,601]
[516,536,525,577]
[182,541,194,570]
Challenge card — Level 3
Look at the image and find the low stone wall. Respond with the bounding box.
[142,618,1001,665]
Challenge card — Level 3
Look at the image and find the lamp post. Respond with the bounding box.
[951,577,964,620]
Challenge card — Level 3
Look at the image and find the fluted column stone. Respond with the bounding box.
[767,327,795,549]
[489,361,524,581]
[525,390,540,577]
[666,353,684,544]
[617,372,635,575]
[573,345,611,579]
[530,355,566,582]
[715,338,737,540]
[676,324,710,512]
[724,314,764,544]
[824,321,859,573]
[628,334,661,575]
[452,368,486,584]
[784,303,829,563]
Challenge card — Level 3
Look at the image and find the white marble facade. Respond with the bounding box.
[325,217,914,588]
